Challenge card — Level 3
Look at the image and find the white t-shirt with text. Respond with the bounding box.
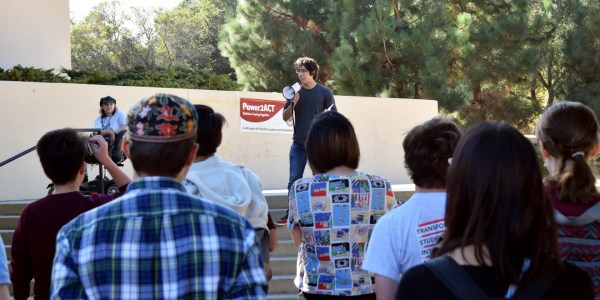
[362,192,446,281]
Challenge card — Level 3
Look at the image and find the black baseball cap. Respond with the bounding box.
[99,96,117,106]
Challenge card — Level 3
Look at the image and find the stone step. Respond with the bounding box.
[271,240,297,258]
[264,191,289,210]
[0,200,31,216]
[394,190,415,202]
[267,294,298,300]
[0,216,19,230]
[267,275,297,295]
[1,230,13,245]
[274,224,291,240]
[271,256,297,275]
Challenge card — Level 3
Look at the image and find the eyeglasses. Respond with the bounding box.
[295,69,308,74]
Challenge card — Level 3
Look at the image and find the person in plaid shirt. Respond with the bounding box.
[51,94,267,299]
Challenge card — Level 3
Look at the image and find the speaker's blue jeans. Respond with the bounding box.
[288,141,308,193]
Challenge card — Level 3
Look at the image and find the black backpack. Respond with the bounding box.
[424,255,556,300]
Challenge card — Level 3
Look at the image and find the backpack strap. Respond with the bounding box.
[426,255,557,300]
[512,272,557,300]
[424,255,489,299]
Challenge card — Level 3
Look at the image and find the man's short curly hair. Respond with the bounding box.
[403,118,461,189]
[294,57,320,81]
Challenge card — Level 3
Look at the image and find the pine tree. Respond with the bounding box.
[563,1,600,114]
[329,0,467,111]
[155,0,237,74]
[220,0,335,91]
[534,0,575,109]
[448,0,554,129]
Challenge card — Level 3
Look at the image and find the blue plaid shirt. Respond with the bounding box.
[51,177,267,299]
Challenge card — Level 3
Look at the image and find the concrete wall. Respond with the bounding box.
[0,0,71,70]
[0,81,438,201]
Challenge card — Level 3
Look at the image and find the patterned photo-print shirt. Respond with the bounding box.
[288,172,397,296]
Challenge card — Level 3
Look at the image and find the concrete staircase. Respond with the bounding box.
[264,192,299,299]
[0,187,414,299]
[1,200,29,298]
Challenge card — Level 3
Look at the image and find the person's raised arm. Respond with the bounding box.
[325,89,336,112]
[283,93,299,122]
[267,214,278,252]
[0,284,8,300]
[375,275,399,300]
[287,182,302,247]
[88,135,131,188]
[291,227,302,248]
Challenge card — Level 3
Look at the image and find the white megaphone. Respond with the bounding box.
[282,82,302,100]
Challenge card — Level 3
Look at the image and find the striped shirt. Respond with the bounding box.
[51,176,267,299]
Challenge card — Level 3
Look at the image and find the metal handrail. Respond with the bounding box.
[0,146,36,168]
[0,128,106,193]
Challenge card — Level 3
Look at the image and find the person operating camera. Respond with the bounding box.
[10,130,131,300]
[95,96,127,137]
[94,96,127,162]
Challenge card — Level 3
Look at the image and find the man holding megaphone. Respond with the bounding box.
[277,57,337,225]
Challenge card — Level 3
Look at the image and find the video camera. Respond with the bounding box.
[84,131,126,166]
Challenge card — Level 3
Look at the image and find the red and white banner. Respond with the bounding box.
[240,98,292,134]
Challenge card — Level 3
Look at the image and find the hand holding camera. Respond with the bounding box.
[88,135,110,165]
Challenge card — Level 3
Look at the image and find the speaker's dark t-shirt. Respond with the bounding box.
[284,83,336,143]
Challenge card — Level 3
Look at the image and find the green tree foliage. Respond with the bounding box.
[71,0,133,71]
[223,0,600,131]
[62,0,600,128]
[330,0,465,111]
[9,0,240,91]
[66,67,240,90]
[562,1,600,115]
[220,0,335,91]
[0,66,239,91]
[71,0,236,75]
[154,0,236,74]
[221,0,566,130]
[534,0,575,108]
[0,66,66,82]
[447,0,554,130]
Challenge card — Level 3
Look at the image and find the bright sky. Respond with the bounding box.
[69,0,181,21]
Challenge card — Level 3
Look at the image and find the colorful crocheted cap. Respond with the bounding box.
[127,93,197,143]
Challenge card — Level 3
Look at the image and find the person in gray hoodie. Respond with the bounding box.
[184,104,272,280]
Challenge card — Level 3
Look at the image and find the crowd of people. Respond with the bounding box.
[0,56,599,299]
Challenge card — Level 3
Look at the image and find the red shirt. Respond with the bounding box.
[10,190,122,300]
